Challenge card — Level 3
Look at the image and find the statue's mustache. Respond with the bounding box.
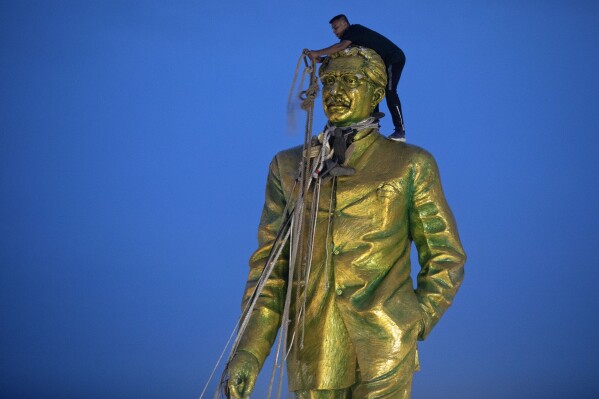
[325,98,350,107]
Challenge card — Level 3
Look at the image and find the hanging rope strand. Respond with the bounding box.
[275,53,319,399]
[204,52,319,399]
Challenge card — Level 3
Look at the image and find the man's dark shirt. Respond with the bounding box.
[340,24,405,66]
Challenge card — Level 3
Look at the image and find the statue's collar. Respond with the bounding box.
[323,117,379,143]
[317,118,380,170]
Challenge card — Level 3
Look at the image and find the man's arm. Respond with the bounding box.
[409,151,467,341]
[306,40,352,61]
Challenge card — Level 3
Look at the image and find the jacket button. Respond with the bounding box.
[333,248,340,255]
[336,288,343,295]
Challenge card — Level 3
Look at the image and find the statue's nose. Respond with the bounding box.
[329,81,342,94]
[333,93,345,102]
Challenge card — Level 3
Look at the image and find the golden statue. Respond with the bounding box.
[225,47,466,399]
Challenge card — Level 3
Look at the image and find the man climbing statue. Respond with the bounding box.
[306,14,407,142]
[226,47,466,399]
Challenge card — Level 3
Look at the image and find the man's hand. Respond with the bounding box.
[303,49,324,63]
[226,351,260,399]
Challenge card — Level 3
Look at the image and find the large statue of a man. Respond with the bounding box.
[227,47,466,399]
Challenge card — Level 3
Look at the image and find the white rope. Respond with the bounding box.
[299,176,321,349]
[323,116,379,134]
[323,176,336,292]
[203,52,320,399]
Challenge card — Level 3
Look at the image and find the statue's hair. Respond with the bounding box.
[319,46,387,90]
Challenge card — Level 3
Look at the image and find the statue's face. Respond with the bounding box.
[320,56,384,127]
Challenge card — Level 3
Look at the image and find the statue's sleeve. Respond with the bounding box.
[408,151,466,341]
[235,155,289,366]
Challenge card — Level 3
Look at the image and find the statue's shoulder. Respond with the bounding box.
[378,137,437,165]
[272,144,303,167]
[266,144,303,179]
[274,144,304,162]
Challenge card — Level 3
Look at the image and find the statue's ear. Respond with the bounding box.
[372,87,385,107]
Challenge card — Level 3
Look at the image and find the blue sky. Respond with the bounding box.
[1,1,599,398]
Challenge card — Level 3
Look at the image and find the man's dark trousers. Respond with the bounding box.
[375,59,406,132]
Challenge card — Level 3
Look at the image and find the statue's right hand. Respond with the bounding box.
[226,351,260,399]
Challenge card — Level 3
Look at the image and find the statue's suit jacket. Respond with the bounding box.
[237,129,466,391]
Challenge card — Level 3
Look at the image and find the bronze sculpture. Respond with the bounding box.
[226,47,466,399]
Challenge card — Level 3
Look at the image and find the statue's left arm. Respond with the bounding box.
[235,155,290,366]
[227,155,290,397]
[408,151,467,340]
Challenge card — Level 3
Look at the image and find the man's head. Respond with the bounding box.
[329,14,350,38]
[319,47,386,127]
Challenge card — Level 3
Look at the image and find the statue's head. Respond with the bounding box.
[319,46,386,127]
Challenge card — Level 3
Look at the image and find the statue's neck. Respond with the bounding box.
[326,117,378,133]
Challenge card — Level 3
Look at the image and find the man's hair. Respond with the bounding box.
[319,46,387,90]
[329,14,349,24]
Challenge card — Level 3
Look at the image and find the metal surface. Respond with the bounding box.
[227,47,466,399]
